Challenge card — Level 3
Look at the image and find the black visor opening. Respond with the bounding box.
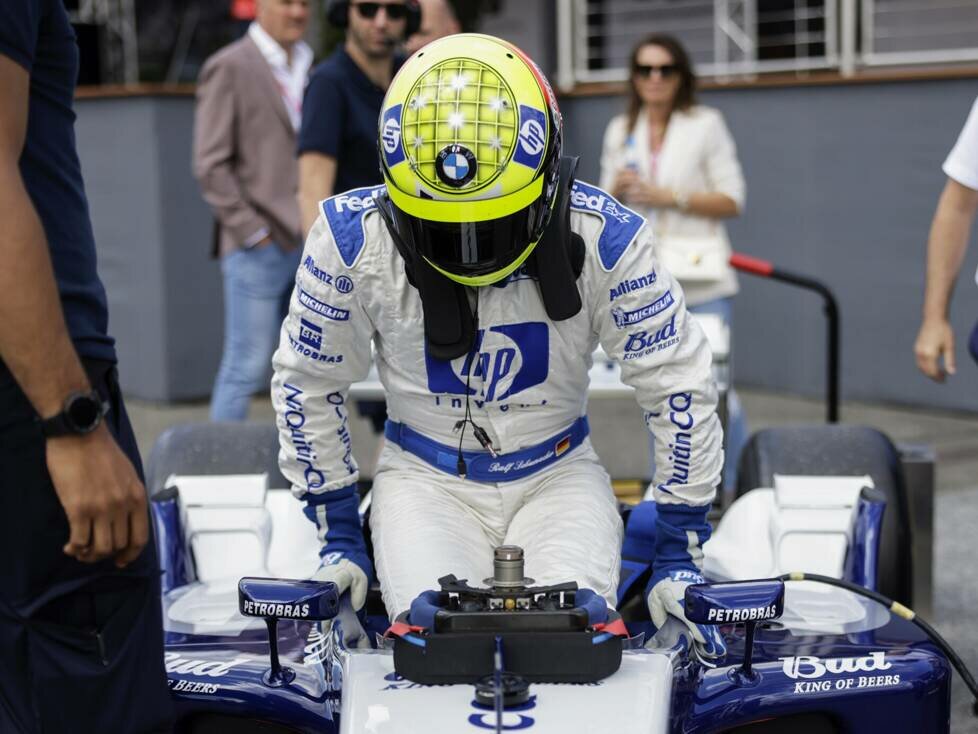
[406,195,550,277]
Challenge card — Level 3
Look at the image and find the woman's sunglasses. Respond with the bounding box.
[352,2,409,20]
[633,64,679,79]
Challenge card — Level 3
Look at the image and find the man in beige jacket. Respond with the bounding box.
[193,0,312,420]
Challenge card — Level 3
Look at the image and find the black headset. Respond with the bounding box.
[326,0,422,36]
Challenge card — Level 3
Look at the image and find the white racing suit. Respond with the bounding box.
[271,180,723,619]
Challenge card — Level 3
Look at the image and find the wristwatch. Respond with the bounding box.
[672,189,691,212]
[38,390,108,438]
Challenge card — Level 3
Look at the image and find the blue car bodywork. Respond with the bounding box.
[153,490,952,733]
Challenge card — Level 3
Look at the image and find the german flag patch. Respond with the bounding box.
[555,435,572,456]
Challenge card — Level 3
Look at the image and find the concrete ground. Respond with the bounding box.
[126,387,978,731]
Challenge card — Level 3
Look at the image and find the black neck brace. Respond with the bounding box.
[377,156,585,361]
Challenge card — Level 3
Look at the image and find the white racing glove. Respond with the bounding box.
[313,553,369,612]
[647,568,726,660]
[314,565,371,650]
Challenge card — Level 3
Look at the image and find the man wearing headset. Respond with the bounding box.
[297,0,419,235]
[274,34,725,658]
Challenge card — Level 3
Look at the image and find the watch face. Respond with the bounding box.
[67,393,102,433]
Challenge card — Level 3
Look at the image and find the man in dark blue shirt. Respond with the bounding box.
[0,2,172,731]
[296,0,415,233]
[297,1,417,436]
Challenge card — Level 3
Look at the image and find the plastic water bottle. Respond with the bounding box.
[623,135,655,225]
[623,135,640,173]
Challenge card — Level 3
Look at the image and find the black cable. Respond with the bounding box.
[778,572,978,715]
[453,300,497,477]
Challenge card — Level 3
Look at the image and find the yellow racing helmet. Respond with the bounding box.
[378,34,563,286]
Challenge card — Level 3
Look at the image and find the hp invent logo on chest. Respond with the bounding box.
[425,322,549,404]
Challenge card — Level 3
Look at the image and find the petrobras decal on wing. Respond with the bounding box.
[622,314,680,361]
[612,290,674,329]
[609,270,656,301]
[513,105,547,170]
[658,392,694,492]
[241,600,312,619]
[781,652,901,695]
[302,255,354,293]
[281,382,326,490]
[298,287,350,321]
[381,104,405,168]
[707,605,779,623]
[425,321,549,404]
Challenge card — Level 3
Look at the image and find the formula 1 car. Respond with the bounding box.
[148,420,974,733]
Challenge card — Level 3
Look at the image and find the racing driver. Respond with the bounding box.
[272,33,725,656]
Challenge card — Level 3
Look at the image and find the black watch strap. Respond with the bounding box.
[38,390,108,438]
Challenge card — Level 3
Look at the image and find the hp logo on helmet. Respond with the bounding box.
[382,117,401,155]
[518,119,546,156]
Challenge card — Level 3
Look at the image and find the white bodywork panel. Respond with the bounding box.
[165,473,321,581]
[339,650,673,734]
[704,475,873,582]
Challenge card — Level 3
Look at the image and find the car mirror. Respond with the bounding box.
[238,577,340,687]
[685,579,785,683]
[238,577,340,622]
[684,579,784,626]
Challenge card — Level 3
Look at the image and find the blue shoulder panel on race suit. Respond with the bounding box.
[568,180,645,271]
[321,185,387,267]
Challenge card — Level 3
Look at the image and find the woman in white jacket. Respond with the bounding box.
[600,33,747,491]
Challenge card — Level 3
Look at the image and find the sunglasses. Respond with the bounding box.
[352,2,409,20]
[633,63,679,79]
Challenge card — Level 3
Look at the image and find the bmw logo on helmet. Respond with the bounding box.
[435,145,477,188]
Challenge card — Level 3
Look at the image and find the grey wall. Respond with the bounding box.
[76,96,222,401]
[479,1,556,77]
[75,79,978,412]
[563,78,978,413]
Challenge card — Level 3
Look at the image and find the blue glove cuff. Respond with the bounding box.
[648,502,712,593]
[302,484,373,580]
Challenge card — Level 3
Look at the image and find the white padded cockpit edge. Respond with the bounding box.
[704,475,874,582]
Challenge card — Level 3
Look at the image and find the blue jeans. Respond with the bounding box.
[210,243,301,421]
[649,297,749,492]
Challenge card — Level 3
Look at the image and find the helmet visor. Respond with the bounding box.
[407,197,549,278]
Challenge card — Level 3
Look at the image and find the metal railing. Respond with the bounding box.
[861,0,978,68]
[69,0,139,84]
[556,0,978,89]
